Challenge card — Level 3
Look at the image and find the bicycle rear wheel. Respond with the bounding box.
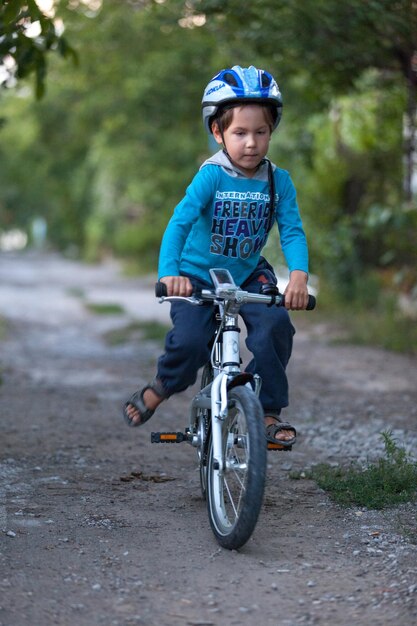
[197,363,213,500]
[206,385,266,550]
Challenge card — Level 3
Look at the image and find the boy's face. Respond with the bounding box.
[212,105,272,177]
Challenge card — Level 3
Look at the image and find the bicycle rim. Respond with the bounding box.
[206,385,266,550]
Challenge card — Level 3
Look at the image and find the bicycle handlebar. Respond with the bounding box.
[155,281,316,310]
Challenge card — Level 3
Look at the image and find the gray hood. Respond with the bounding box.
[200,150,272,182]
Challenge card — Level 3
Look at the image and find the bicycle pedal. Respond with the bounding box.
[151,431,190,443]
[267,442,292,451]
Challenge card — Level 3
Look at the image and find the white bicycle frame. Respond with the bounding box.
[160,285,268,475]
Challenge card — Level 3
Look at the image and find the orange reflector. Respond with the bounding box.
[267,442,288,450]
[160,434,178,440]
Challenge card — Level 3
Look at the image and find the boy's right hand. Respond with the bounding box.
[160,276,193,297]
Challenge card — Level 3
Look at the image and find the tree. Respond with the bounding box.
[0,0,227,257]
[192,0,417,202]
[0,0,76,98]
[1,0,415,300]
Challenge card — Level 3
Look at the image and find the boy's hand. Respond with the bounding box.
[160,275,193,297]
[284,270,309,310]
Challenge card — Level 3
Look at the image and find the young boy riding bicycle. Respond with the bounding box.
[124,65,310,447]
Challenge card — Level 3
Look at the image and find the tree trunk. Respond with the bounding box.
[403,54,417,203]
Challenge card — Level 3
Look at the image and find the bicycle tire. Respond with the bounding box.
[206,385,266,550]
[197,362,213,500]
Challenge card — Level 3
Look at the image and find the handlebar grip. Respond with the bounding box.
[281,294,316,310]
[306,294,316,310]
[155,281,168,297]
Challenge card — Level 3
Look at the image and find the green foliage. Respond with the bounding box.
[194,0,416,90]
[0,0,416,337]
[0,0,77,98]
[297,431,417,509]
[194,0,417,299]
[0,0,229,259]
[288,73,414,299]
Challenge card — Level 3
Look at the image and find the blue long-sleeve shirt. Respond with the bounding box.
[158,150,308,286]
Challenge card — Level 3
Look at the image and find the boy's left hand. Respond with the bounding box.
[284,270,309,310]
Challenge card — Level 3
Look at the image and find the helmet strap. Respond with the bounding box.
[265,158,275,233]
[213,116,230,159]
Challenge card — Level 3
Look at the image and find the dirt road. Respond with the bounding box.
[1,251,416,626]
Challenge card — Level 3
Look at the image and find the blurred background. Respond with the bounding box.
[1,0,416,352]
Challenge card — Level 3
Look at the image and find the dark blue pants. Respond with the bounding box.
[156,264,295,413]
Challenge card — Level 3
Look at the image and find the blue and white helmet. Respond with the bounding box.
[202,65,283,133]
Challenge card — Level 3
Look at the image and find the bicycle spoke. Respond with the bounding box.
[223,476,239,520]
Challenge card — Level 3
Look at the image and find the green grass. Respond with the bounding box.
[103,320,169,345]
[336,308,417,354]
[292,431,417,509]
[68,289,125,316]
[314,282,417,355]
[67,287,86,299]
[0,317,7,387]
[85,302,126,315]
[0,316,6,341]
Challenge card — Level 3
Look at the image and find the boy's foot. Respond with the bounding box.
[264,415,296,447]
[123,380,165,427]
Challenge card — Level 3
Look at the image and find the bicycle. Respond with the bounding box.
[151,268,315,550]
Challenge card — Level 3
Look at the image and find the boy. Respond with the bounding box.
[124,65,309,446]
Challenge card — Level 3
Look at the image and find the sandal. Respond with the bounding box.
[123,379,165,428]
[265,416,297,449]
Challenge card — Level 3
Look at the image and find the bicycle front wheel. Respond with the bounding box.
[206,385,266,550]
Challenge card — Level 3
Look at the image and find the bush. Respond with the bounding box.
[295,431,417,509]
